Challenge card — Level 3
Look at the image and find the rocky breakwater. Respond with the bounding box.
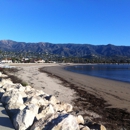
[0,72,106,130]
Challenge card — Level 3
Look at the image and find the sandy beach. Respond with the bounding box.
[8,63,76,104]
[8,63,130,129]
[41,64,130,111]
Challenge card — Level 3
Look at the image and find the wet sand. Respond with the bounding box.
[41,64,130,112]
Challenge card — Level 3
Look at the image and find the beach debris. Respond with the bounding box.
[0,72,107,130]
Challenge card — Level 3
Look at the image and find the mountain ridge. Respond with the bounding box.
[0,40,130,58]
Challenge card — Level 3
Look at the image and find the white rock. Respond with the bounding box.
[13,109,36,130]
[20,91,27,98]
[31,114,79,130]
[52,114,79,130]
[1,89,23,105]
[25,89,47,99]
[100,125,107,130]
[30,113,59,130]
[2,83,14,91]
[25,96,48,107]
[24,85,33,92]
[36,104,55,120]
[6,103,26,111]
[49,95,60,105]
[54,103,73,112]
[0,72,8,78]
[14,83,25,92]
[26,104,39,115]
[63,103,73,112]
[2,83,25,92]
[77,115,84,124]
[0,78,13,87]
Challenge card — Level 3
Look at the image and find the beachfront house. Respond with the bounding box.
[1,59,12,63]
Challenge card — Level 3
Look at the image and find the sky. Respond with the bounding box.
[0,0,130,46]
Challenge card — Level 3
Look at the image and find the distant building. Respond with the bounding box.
[1,59,12,63]
[35,59,45,63]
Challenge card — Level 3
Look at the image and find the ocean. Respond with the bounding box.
[65,64,130,83]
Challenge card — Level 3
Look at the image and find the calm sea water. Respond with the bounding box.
[65,64,130,83]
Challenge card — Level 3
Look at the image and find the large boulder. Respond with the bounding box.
[13,104,39,130]
[31,113,79,130]
[1,89,23,105]
[36,104,55,120]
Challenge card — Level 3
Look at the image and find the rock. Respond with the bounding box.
[31,113,79,130]
[5,103,26,118]
[30,113,59,130]
[0,72,2,77]
[100,125,107,130]
[0,78,13,87]
[26,89,46,97]
[0,72,8,78]
[14,83,25,92]
[55,103,73,112]
[1,89,23,105]
[3,83,25,92]
[24,85,33,92]
[25,96,48,107]
[36,104,55,120]
[0,88,5,99]
[26,104,39,115]
[6,102,26,111]
[77,115,84,124]
[49,95,60,105]
[20,91,27,98]
[48,114,79,130]
[2,83,14,91]
[13,105,38,130]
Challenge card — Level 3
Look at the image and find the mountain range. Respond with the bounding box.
[0,40,130,58]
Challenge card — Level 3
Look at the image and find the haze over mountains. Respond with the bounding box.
[0,40,130,58]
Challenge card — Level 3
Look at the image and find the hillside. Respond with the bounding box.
[0,40,130,58]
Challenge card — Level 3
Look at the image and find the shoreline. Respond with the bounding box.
[40,64,130,111]
[8,63,130,129]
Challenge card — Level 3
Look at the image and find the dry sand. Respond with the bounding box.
[9,63,76,104]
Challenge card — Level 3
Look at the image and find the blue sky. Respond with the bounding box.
[0,0,130,46]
